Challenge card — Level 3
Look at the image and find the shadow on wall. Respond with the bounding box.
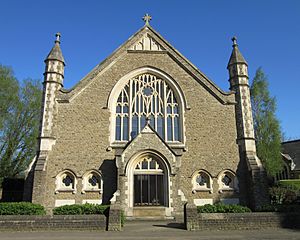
[236,147,254,209]
[1,178,24,202]
[100,159,117,204]
[280,213,300,229]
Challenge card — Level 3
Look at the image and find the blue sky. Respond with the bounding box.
[1,1,299,139]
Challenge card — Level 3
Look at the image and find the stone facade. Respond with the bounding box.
[27,18,267,217]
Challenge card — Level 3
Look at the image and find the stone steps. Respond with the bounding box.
[128,207,174,220]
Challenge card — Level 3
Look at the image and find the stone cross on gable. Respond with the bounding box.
[143,14,152,25]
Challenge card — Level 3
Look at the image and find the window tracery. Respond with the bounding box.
[192,170,212,193]
[82,171,102,193]
[55,170,76,194]
[115,73,181,142]
[134,156,164,174]
[218,170,239,193]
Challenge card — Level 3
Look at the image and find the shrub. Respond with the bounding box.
[197,204,251,213]
[269,186,288,204]
[278,180,300,197]
[52,203,109,215]
[0,202,46,215]
[257,204,300,212]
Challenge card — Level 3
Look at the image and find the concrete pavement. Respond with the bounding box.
[0,220,299,240]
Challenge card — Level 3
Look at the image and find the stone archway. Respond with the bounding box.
[133,155,168,207]
[126,152,171,218]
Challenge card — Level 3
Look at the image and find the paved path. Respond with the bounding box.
[0,221,299,240]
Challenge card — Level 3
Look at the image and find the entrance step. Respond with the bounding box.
[129,207,173,220]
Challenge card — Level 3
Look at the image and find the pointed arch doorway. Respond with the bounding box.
[134,156,167,206]
[127,152,170,217]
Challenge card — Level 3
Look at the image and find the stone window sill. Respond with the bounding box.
[81,189,102,194]
[192,188,213,194]
[218,188,238,193]
[55,189,76,194]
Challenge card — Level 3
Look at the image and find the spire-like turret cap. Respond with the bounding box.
[227,36,247,68]
[45,33,65,64]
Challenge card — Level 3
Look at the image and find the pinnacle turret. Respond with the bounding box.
[45,33,65,64]
[227,37,247,68]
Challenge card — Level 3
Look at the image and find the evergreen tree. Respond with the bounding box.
[250,67,282,176]
[0,64,42,184]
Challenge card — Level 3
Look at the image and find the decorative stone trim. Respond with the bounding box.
[54,170,77,194]
[217,169,239,193]
[81,170,103,194]
[129,33,165,51]
[191,170,213,194]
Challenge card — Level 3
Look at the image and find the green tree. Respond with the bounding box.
[0,66,19,129]
[250,67,282,176]
[0,64,42,184]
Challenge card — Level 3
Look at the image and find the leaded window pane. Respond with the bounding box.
[222,175,232,186]
[63,175,73,187]
[167,105,172,114]
[196,175,207,186]
[123,116,129,140]
[140,115,146,131]
[142,159,148,169]
[174,116,180,141]
[174,105,179,114]
[132,115,138,138]
[123,105,129,113]
[150,159,156,169]
[167,117,172,141]
[149,115,155,129]
[157,115,164,137]
[89,175,98,187]
[115,73,182,142]
[116,105,121,113]
[115,116,121,140]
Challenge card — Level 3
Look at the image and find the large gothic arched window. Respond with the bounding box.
[115,73,181,142]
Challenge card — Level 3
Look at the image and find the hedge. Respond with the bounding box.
[278,179,300,192]
[52,203,109,215]
[0,202,46,215]
[197,204,251,213]
[257,204,300,212]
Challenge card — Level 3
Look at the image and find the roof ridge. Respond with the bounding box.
[58,24,235,104]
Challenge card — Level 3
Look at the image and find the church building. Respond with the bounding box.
[27,15,267,218]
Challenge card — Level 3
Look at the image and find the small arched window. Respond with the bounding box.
[55,170,77,194]
[115,73,181,142]
[192,170,213,193]
[82,171,103,193]
[218,170,239,193]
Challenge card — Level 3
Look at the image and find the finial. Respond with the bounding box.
[231,36,238,47]
[55,32,61,44]
[143,13,152,25]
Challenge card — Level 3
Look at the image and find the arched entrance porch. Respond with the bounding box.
[126,151,172,218]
